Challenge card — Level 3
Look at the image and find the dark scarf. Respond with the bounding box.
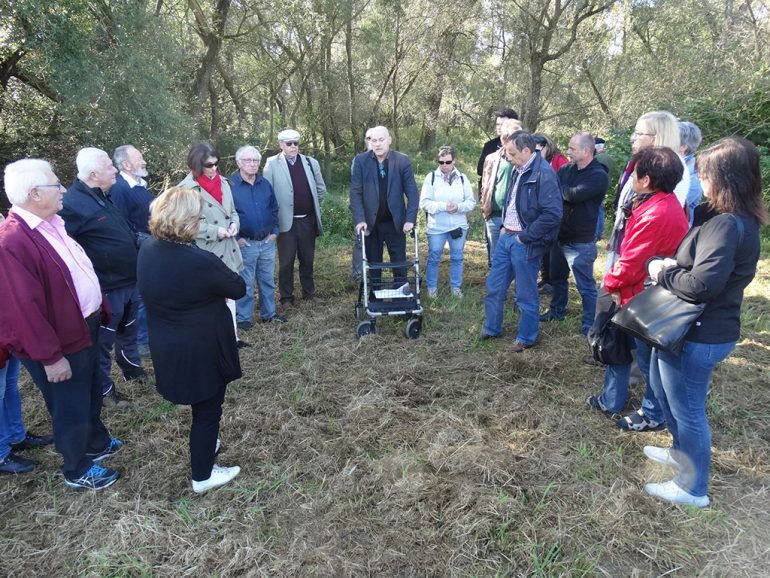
[196,172,223,205]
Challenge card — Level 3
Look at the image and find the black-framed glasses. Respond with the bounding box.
[202,161,219,168]
[437,160,454,165]
[283,141,299,147]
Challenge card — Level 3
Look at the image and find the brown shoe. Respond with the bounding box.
[280,301,293,312]
[510,340,533,353]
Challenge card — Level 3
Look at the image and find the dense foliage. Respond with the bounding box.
[1,0,769,204]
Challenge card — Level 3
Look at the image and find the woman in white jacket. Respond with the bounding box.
[419,146,475,298]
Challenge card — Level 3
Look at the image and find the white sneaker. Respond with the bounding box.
[192,464,241,494]
[643,446,679,468]
[644,479,709,508]
[427,288,437,298]
[451,288,463,298]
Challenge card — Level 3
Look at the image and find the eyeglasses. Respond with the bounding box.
[437,160,454,165]
[240,158,260,164]
[633,131,655,138]
[35,182,64,189]
[202,161,219,168]
[282,141,299,147]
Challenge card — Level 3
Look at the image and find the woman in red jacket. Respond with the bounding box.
[586,147,688,430]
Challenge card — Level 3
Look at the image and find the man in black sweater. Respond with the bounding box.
[61,147,146,410]
[540,132,609,335]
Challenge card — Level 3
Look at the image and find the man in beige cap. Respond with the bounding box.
[263,129,327,311]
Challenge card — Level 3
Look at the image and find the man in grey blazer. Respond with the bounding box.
[349,126,419,286]
[263,129,327,311]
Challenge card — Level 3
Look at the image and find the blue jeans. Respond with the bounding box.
[483,231,542,345]
[484,215,503,266]
[548,241,598,334]
[237,239,277,322]
[0,357,25,461]
[600,338,664,423]
[649,341,735,497]
[426,229,467,290]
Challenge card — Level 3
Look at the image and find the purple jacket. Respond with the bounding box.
[0,213,108,365]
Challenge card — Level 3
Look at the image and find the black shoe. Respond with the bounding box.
[11,432,54,451]
[236,339,251,349]
[280,300,293,311]
[262,315,287,323]
[122,366,148,383]
[237,320,253,331]
[103,389,133,410]
[539,312,565,322]
[0,453,38,474]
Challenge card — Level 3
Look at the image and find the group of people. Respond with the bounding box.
[348,113,766,508]
[0,111,766,509]
[0,130,326,493]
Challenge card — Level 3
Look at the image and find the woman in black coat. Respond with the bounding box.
[643,137,768,507]
[138,187,246,494]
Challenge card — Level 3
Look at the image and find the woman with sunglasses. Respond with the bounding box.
[419,145,475,298]
[179,141,246,346]
[643,137,767,507]
[586,147,688,431]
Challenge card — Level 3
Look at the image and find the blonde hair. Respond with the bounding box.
[637,111,681,151]
[149,187,203,242]
[500,119,524,142]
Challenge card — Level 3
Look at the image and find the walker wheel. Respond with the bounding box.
[404,317,422,339]
[357,321,374,338]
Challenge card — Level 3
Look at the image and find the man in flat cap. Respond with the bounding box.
[263,129,327,311]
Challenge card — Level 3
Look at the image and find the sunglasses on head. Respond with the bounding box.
[202,161,219,168]
[283,141,299,147]
[437,160,454,165]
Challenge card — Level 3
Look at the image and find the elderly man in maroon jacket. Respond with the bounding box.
[0,159,122,491]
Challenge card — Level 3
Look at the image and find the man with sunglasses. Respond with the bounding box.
[263,129,327,312]
[349,125,419,286]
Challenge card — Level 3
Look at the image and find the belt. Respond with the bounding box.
[85,307,102,322]
[502,227,521,235]
[241,233,268,241]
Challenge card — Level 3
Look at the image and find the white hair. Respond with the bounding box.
[76,147,110,181]
[3,159,54,206]
[235,145,261,162]
[113,145,136,170]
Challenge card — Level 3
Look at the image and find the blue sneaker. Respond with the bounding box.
[64,464,120,490]
[87,438,124,463]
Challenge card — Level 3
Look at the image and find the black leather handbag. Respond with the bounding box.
[587,291,633,365]
[611,284,704,354]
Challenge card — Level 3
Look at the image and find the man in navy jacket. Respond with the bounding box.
[60,147,146,409]
[349,125,419,285]
[481,131,563,352]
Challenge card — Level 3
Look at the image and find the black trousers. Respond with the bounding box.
[364,219,407,287]
[21,314,111,479]
[277,215,317,304]
[189,385,226,481]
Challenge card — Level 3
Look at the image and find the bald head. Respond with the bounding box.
[369,126,392,161]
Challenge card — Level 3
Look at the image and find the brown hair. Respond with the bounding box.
[632,147,683,193]
[149,187,203,242]
[698,137,769,225]
[186,141,218,177]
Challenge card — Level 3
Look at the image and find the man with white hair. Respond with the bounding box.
[110,145,154,356]
[230,145,284,328]
[60,147,145,409]
[0,159,122,490]
[349,125,419,285]
[678,120,704,226]
[263,129,327,311]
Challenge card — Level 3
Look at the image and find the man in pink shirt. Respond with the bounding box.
[0,159,122,491]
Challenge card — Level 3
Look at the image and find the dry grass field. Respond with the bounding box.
[2,233,770,577]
